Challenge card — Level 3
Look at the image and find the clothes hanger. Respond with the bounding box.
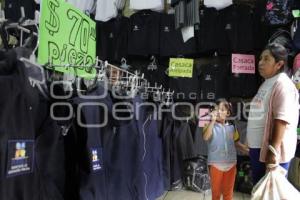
[19,57,45,85]
[147,55,158,70]
[120,57,131,70]
[11,11,44,87]
[211,51,219,67]
[161,89,174,106]
[96,59,108,82]
[18,51,48,99]
[152,84,163,102]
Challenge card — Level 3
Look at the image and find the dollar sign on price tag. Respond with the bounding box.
[45,0,60,36]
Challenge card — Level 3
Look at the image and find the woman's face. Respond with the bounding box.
[258,49,283,79]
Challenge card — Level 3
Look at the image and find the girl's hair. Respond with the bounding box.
[264,43,288,72]
[215,98,232,116]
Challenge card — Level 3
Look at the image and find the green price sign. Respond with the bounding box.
[169,58,194,78]
[38,0,96,79]
[293,10,300,18]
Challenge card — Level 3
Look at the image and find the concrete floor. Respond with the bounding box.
[157,190,251,200]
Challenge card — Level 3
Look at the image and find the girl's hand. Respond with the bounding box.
[240,145,250,156]
[236,142,250,156]
[210,110,218,122]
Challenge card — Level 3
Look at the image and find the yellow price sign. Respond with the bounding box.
[168,58,193,78]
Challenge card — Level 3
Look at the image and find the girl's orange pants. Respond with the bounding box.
[209,165,237,200]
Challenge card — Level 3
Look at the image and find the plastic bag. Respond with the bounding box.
[251,165,300,200]
[252,145,300,199]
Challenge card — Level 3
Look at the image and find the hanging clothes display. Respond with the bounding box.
[199,56,231,102]
[172,0,200,29]
[67,0,95,14]
[127,10,161,56]
[129,0,164,11]
[160,13,196,57]
[96,16,129,63]
[195,6,219,54]
[0,49,65,200]
[95,0,126,22]
[2,0,300,199]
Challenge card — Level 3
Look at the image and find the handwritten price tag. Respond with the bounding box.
[38,0,96,79]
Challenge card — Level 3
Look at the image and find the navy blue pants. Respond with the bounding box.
[249,148,290,185]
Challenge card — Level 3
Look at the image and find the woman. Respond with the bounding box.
[246,43,299,185]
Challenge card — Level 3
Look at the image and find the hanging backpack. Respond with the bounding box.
[264,0,294,25]
[183,156,211,193]
[235,161,253,194]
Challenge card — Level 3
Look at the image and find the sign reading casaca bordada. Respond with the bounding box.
[232,54,255,74]
[169,58,194,78]
[38,0,96,79]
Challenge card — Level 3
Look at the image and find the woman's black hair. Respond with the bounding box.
[264,42,288,72]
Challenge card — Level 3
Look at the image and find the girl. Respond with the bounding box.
[203,98,249,200]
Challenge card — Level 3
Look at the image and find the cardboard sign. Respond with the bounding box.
[198,108,211,128]
[169,58,193,78]
[232,54,255,74]
[38,0,96,79]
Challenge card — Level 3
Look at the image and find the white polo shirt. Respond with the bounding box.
[204,0,233,10]
[67,0,94,13]
[130,0,164,11]
[95,0,117,22]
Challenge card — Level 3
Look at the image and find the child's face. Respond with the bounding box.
[214,102,230,122]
